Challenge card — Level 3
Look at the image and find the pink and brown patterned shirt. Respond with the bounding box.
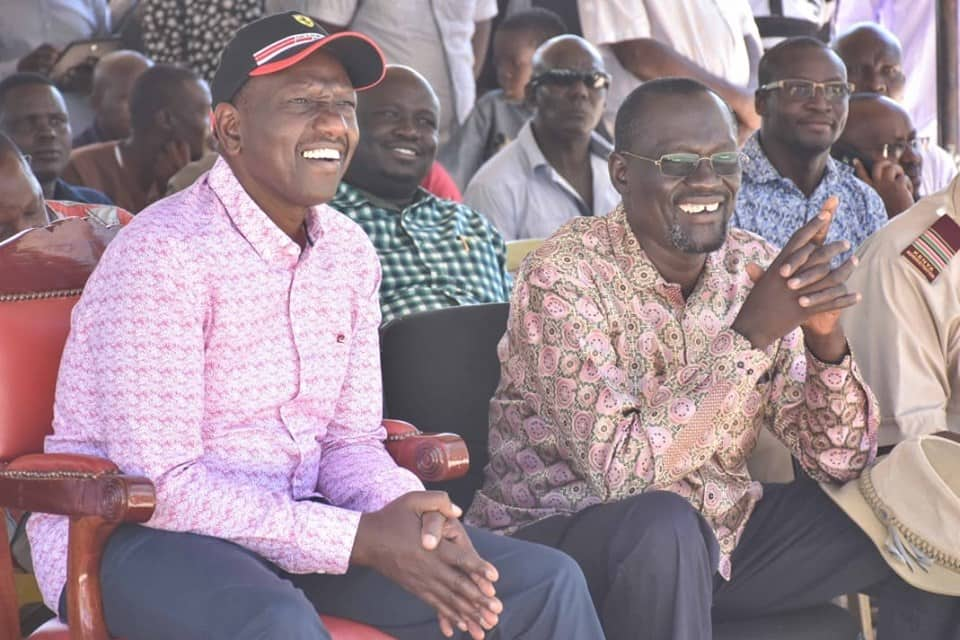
[465,205,879,579]
[28,157,424,611]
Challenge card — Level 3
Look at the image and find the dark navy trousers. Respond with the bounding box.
[61,523,605,640]
[514,480,960,640]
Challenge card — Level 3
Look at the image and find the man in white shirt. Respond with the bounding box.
[748,0,836,50]
[269,0,497,149]
[576,0,763,140]
[464,35,618,240]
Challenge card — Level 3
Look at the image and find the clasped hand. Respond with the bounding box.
[352,491,502,639]
[732,196,860,362]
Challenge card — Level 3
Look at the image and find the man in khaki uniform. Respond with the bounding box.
[842,174,960,447]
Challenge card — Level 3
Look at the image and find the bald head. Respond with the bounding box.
[0,132,47,242]
[531,34,603,76]
[837,93,921,196]
[832,23,905,100]
[363,65,439,113]
[526,35,607,139]
[90,50,153,141]
[345,64,440,203]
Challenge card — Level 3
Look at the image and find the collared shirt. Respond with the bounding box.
[439,89,533,191]
[0,0,109,78]
[465,205,878,579]
[842,175,960,446]
[733,133,887,264]
[28,157,424,611]
[283,0,498,146]
[577,0,762,134]
[330,182,511,326]
[463,121,619,241]
[52,177,112,205]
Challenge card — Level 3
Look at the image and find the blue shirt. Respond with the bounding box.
[733,133,887,264]
[53,178,112,205]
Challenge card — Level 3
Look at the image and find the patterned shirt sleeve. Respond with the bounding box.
[317,254,424,510]
[53,231,363,575]
[514,264,776,499]
[764,335,879,482]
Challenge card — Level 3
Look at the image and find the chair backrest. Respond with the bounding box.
[380,303,509,510]
[505,239,544,274]
[0,218,118,463]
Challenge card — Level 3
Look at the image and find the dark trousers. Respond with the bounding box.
[513,481,960,640]
[62,523,605,640]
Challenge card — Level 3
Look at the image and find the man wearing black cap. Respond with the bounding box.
[26,11,605,640]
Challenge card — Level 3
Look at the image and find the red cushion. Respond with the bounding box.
[30,615,397,639]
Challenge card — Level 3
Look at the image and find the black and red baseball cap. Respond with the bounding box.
[211,11,385,106]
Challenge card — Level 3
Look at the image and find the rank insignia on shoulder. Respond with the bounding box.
[902,214,960,283]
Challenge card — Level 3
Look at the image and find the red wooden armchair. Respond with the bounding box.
[0,217,468,640]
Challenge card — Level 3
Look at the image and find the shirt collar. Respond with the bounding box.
[517,120,614,174]
[338,181,435,212]
[743,132,848,189]
[207,156,326,269]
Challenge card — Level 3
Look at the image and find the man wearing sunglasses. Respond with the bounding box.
[832,93,921,219]
[463,35,619,241]
[468,76,960,640]
[733,37,886,265]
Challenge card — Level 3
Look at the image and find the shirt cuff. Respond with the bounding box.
[297,502,362,575]
[712,329,774,380]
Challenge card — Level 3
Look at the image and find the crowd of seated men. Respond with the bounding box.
[3,1,960,639]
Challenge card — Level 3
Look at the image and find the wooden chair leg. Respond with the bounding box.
[846,593,875,640]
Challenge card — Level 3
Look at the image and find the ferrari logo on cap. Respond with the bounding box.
[293,14,315,28]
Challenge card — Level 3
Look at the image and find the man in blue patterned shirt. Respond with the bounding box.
[733,37,886,263]
[330,65,512,325]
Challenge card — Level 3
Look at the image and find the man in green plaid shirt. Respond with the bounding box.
[331,65,512,325]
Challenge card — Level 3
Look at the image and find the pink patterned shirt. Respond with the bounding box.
[465,205,879,579]
[28,157,424,610]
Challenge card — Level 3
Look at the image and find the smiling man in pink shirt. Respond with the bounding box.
[25,11,603,640]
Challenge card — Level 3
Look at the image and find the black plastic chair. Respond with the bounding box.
[379,303,860,640]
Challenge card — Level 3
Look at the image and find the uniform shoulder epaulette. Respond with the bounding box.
[901,214,960,282]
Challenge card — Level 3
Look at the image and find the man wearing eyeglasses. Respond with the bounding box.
[732,37,887,265]
[832,93,921,219]
[467,75,960,639]
[832,22,958,197]
[463,35,619,241]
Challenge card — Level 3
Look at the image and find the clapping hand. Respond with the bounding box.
[732,196,859,362]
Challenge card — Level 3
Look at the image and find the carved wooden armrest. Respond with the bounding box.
[383,419,469,483]
[0,453,156,640]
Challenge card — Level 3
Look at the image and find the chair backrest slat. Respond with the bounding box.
[380,303,509,510]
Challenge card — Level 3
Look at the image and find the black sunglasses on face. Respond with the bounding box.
[530,69,612,91]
